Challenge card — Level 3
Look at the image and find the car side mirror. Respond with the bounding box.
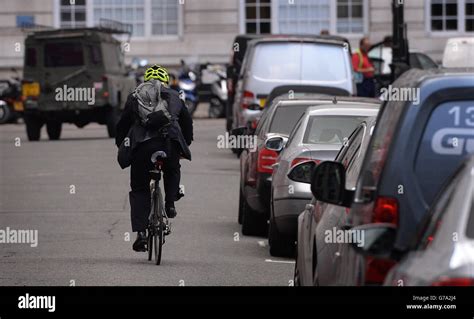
[310,161,353,207]
[265,136,287,152]
[349,224,397,260]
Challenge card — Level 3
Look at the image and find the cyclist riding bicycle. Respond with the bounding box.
[115,65,193,252]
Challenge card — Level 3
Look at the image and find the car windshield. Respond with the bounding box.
[303,115,368,145]
[44,42,84,67]
[251,42,348,82]
[269,104,309,135]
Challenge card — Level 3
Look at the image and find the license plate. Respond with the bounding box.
[13,101,23,111]
[22,82,40,97]
[259,98,266,108]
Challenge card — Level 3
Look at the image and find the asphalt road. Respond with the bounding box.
[0,116,294,286]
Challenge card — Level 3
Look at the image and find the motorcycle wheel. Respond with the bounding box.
[208,98,224,119]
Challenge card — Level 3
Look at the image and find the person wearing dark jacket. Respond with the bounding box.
[115,65,193,252]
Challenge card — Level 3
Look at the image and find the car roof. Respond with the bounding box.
[305,104,380,117]
[248,35,349,48]
[275,95,380,106]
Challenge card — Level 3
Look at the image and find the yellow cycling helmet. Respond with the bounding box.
[144,64,170,84]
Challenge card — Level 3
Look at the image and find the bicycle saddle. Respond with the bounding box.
[150,151,167,163]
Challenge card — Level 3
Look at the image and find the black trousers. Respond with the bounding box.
[129,138,181,232]
[356,78,376,98]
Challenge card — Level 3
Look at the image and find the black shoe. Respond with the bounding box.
[132,231,147,252]
[165,204,177,219]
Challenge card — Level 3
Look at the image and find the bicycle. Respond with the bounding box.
[147,150,171,265]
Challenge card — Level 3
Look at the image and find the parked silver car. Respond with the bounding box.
[232,36,355,130]
[270,100,380,257]
[294,116,378,286]
[379,156,474,286]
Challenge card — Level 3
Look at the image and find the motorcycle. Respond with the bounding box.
[207,66,227,119]
[0,77,23,124]
[170,60,199,116]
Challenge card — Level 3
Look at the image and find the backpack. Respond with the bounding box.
[133,79,172,129]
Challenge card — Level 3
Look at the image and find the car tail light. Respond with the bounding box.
[432,278,474,286]
[103,91,109,98]
[373,196,398,226]
[250,119,258,130]
[257,148,278,174]
[290,157,320,168]
[364,257,397,285]
[241,91,254,109]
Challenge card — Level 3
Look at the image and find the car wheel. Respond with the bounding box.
[46,120,62,140]
[238,186,244,225]
[24,113,43,141]
[268,217,294,257]
[0,101,12,124]
[241,198,267,236]
[106,108,119,138]
[294,252,301,287]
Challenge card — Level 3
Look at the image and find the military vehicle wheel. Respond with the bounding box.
[46,121,62,140]
[24,114,43,141]
[106,108,119,138]
[0,101,12,124]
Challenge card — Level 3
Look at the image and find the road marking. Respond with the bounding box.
[265,259,295,264]
[258,240,267,247]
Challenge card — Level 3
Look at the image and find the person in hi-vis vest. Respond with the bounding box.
[352,37,376,97]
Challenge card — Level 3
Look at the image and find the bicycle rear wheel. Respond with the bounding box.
[147,231,153,261]
[154,189,164,265]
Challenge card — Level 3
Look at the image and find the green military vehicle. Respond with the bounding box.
[22,21,136,141]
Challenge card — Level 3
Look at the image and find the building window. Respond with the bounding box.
[278,0,330,34]
[337,0,364,33]
[151,0,179,36]
[93,0,145,36]
[245,0,271,34]
[16,15,35,28]
[60,0,87,28]
[430,0,458,31]
[466,0,474,31]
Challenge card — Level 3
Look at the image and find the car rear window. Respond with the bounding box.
[44,42,84,67]
[269,104,309,135]
[251,42,348,82]
[303,115,367,145]
[414,100,474,203]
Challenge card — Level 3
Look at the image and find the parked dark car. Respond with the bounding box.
[299,68,474,286]
[374,155,474,286]
[226,34,261,131]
